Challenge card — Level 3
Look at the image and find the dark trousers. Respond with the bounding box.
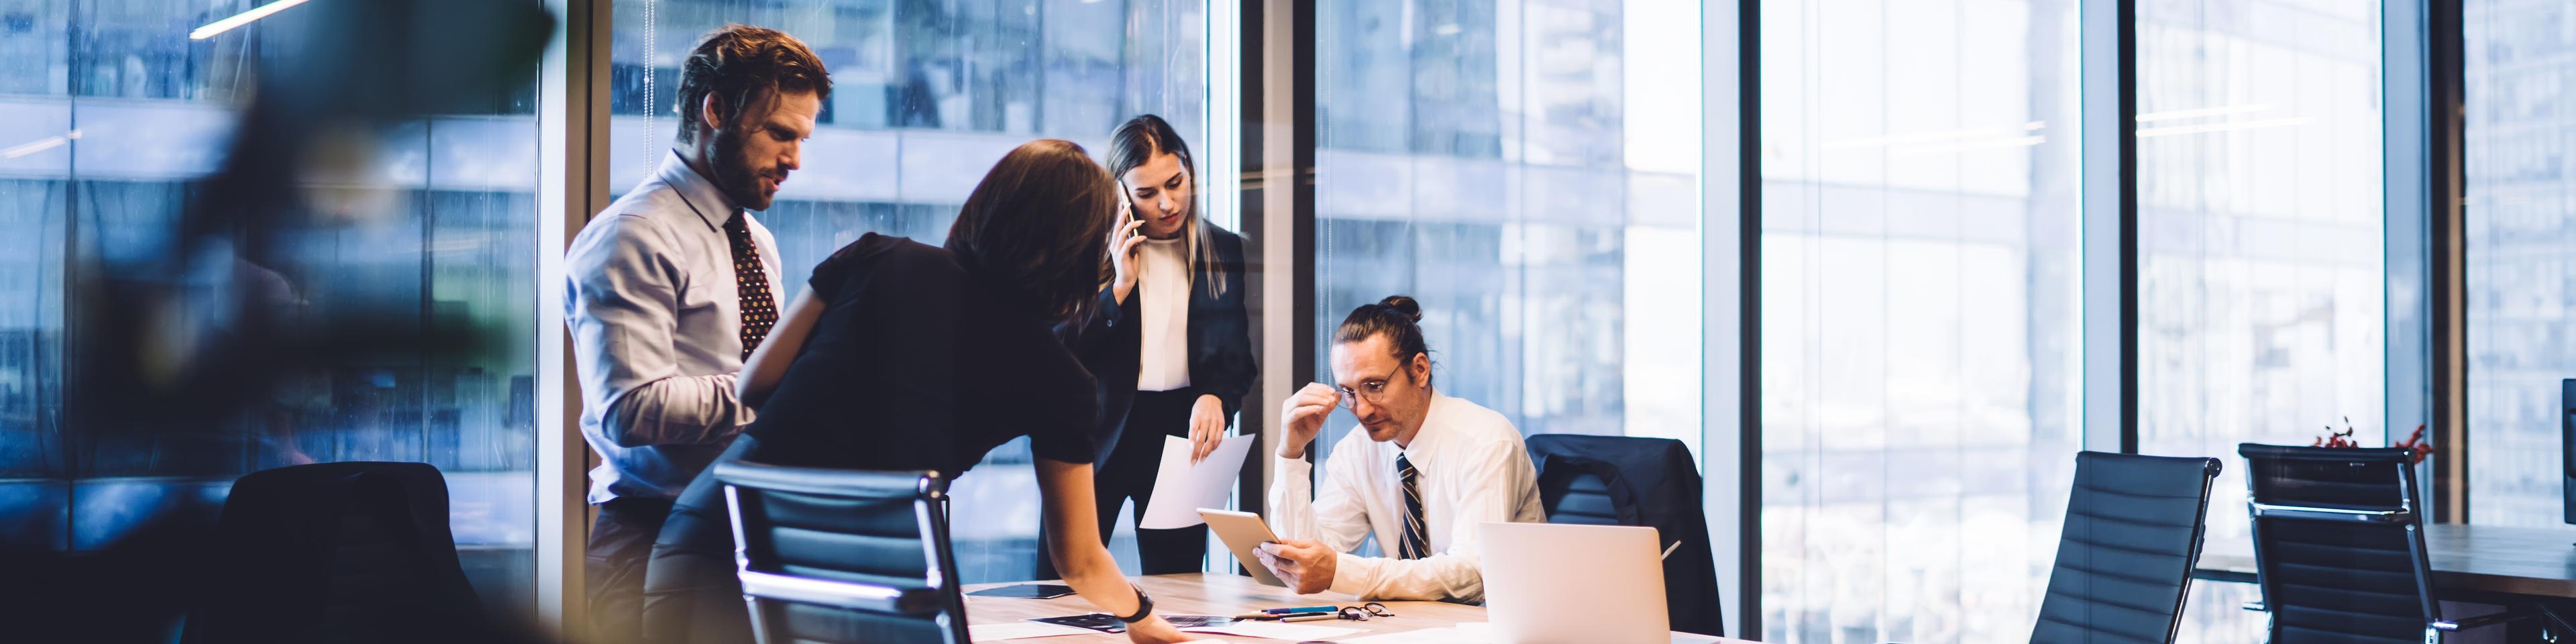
[588,496,675,644]
[1095,390,1212,575]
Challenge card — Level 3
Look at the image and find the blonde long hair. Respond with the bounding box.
[1106,114,1228,298]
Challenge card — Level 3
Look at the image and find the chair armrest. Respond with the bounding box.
[2434,610,2530,632]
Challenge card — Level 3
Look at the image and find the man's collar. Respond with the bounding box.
[657,149,741,232]
[1394,392,1446,457]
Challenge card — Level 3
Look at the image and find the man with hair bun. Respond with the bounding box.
[1257,295,1546,602]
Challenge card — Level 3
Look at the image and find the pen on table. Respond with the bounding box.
[1281,613,1338,623]
[1264,605,1337,614]
[1662,540,1682,560]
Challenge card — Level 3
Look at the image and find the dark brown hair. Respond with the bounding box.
[1104,114,1226,296]
[1336,295,1432,384]
[945,140,1120,325]
[674,24,832,144]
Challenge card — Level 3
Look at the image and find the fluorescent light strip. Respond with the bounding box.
[1825,127,2027,150]
[1890,136,2047,158]
[2136,117,2312,138]
[189,0,312,41]
[2136,103,2275,123]
[1,130,80,159]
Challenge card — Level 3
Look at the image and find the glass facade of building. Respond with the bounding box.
[1756,1,2082,641]
[2135,1,2385,640]
[1308,0,1703,482]
[2465,0,2576,529]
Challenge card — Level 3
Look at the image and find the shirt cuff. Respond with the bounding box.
[1326,551,1373,597]
[1273,453,1313,480]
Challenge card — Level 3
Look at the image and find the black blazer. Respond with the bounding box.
[1064,222,1256,445]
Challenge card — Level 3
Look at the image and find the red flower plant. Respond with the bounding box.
[2313,417,2435,465]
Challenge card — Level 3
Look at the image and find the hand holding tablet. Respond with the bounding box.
[1196,508,1289,587]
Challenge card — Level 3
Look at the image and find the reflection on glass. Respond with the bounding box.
[0,0,541,614]
[2135,1,2383,641]
[1311,0,1703,494]
[610,0,1208,580]
[2465,0,2576,528]
[1757,1,2081,641]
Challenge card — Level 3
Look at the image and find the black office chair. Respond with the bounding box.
[1525,434,1724,637]
[2029,451,2222,644]
[2235,443,2551,643]
[184,462,506,644]
[714,460,969,644]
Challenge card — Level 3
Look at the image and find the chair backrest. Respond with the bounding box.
[1540,468,1627,526]
[185,462,494,644]
[2237,444,2436,644]
[714,460,968,644]
[2031,451,2223,644]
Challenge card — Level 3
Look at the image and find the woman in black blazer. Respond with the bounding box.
[1067,114,1256,574]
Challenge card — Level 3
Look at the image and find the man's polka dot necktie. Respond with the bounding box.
[724,212,776,359]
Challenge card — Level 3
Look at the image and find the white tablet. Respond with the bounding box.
[1196,508,1288,587]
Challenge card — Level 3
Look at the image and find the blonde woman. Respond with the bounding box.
[1065,114,1255,574]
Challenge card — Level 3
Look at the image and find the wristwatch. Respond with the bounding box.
[1116,584,1155,623]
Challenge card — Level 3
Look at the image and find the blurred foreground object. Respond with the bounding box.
[4,0,555,641]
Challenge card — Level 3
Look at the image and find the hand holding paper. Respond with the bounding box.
[1138,433,1255,529]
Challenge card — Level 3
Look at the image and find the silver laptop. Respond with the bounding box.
[1479,522,1671,644]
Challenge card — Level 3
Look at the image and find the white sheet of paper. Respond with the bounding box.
[1137,432,1256,529]
[1342,627,1490,644]
[967,621,1096,642]
[1179,621,1364,640]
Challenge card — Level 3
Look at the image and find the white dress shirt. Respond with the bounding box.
[1267,392,1547,602]
[1135,236,1191,392]
[564,150,782,504]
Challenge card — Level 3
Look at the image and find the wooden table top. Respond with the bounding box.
[2193,523,2576,599]
[962,572,1752,643]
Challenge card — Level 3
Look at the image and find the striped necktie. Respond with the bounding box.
[723,211,776,358]
[1397,453,1427,559]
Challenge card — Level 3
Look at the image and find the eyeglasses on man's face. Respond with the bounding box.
[1333,354,1420,411]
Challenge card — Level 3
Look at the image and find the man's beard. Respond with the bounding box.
[708,126,775,211]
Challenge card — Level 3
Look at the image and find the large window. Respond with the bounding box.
[0,0,540,614]
[1756,1,2082,641]
[2464,0,2576,527]
[2135,0,2384,640]
[609,0,1209,580]
[1308,0,1702,488]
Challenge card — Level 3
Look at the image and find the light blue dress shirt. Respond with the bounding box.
[564,150,783,504]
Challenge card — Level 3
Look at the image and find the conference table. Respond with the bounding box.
[961,572,1751,643]
[2191,523,2576,599]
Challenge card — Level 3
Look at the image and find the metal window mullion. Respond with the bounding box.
[537,0,612,635]
[1701,0,1754,637]
[2080,0,2135,455]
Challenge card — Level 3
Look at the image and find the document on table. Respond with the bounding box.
[967,621,1096,641]
[1177,620,1363,641]
[1342,627,1486,644]
[1345,625,1720,644]
[1137,432,1256,529]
